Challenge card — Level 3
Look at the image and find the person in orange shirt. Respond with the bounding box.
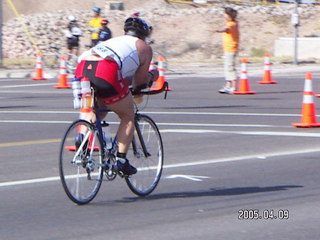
[216,7,239,94]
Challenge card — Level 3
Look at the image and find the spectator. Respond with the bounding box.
[216,7,239,94]
[98,19,112,43]
[65,16,82,56]
[89,7,103,47]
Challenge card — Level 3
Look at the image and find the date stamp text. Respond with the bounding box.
[238,209,289,220]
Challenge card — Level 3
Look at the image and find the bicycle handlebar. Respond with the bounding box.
[131,82,169,99]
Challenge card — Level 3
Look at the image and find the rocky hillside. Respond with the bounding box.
[3,0,320,62]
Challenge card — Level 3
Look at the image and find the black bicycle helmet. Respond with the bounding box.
[124,17,151,39]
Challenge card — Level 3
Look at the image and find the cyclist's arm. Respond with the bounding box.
[133,40,159,90]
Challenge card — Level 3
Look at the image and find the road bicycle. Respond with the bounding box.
[43,46,78,73]
[59,83,169,205]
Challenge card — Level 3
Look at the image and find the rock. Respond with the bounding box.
[2,1,320,61]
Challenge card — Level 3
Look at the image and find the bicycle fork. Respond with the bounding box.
[133,119,151,158]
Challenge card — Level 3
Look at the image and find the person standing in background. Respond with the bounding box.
[65,16,82,56]
[216,7,239,94]
[98,19,112,43]
[89,7,103,47]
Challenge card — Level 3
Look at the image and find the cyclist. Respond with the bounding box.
[65,16,82,56]
[98,19,112,43]
[73,17,159,175]
[88,7,103,47]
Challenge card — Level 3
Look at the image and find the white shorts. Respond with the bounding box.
[224,52,238,81]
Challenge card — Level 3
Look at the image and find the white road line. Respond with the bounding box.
[1,147,320,188]
[0,110,76,114]
[158,123,285,128]
[161,129,320,137]
[0,120,72,124]
[0,120,282,128]
[144,111,300,117]
[0,90,70,94]
[0,176,60,187]
[0,119,316,134]
[165,174,210,182]
[0,110,300,117]
[0,83,54,88]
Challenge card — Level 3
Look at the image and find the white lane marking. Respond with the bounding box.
[0,110,77,114]
[161,129,320,137]
[0,120,318,137]
[158,123,280,128]
[165,174,210,182]
[0,120,281,128]
[0,120,72,124]
[0,176,60,187]
[0,110,300,117]
[143,111,300,117]
[1,147,320,188]
[0,83,55,88]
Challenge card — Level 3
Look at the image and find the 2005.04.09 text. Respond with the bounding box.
[238,209,289,220]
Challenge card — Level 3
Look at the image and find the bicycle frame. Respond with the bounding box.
[59,83,168,203]
[94,109,118,156]
[94,108,150,159]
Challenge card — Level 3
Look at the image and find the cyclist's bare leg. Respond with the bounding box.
[77,110,95,135]
[106,93,135,154]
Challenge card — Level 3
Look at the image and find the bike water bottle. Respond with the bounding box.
[101,121,112,150]
[71,77,81,109]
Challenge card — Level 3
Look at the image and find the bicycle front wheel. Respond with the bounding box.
[59,119,104,204]
[126,114,164,196]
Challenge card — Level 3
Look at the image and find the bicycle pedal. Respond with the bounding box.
[114,170,124,178]
[117,171,126,178]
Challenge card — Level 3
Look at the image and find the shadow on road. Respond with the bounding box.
[119,185,303,202]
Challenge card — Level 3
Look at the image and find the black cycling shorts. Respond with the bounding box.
[67,38,79,50]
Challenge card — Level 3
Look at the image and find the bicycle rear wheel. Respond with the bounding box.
[126,114,163,196]
[59,119,104,204]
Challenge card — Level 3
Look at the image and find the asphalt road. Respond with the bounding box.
[1,66,320,240]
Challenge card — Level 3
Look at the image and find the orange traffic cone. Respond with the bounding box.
[292,72,320,127]
[54,56,71,89]
[32,52,47,80]
[233,58,256,95]
[149,58,157,71]
[258,52,277,84]
[151,56,171,91]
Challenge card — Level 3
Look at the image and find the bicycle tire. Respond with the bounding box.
[125,114,164,196]
[59,119,104,204]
